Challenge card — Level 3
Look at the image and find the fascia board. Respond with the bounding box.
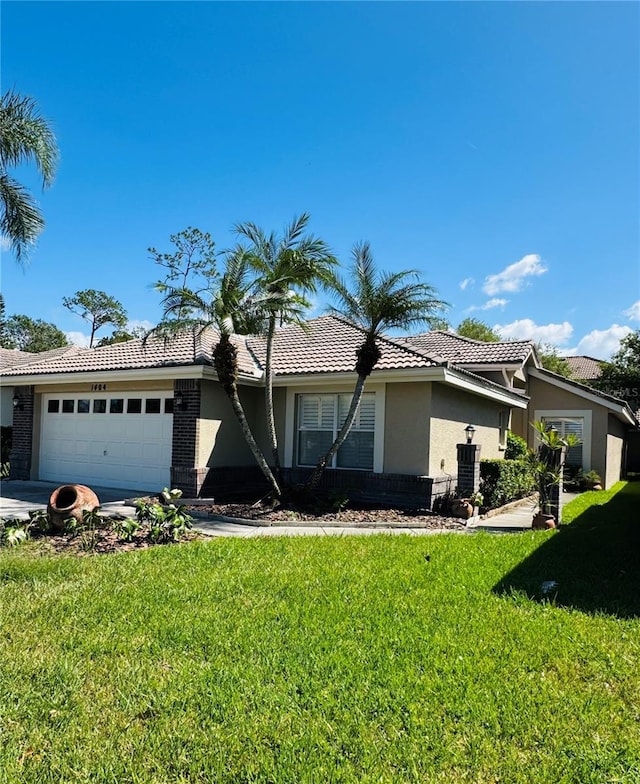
[0,365,214,387]
[529,367,635,424]
[442,368,529,408]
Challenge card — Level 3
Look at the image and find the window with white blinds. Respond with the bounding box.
[297,393,375,470]
[541,416,584,468]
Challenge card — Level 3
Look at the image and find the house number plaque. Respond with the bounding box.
[90,383,107,391]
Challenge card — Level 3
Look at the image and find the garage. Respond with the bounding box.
[39,391,174,491]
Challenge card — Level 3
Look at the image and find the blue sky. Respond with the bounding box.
[2,1,638,357]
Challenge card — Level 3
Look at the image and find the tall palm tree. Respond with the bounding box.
[154,251,283,499]
[233,213,337,480]
[0,90,59,262]
[305,241,448,491]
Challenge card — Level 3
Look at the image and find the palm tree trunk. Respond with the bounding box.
[305,373,368,492]
[213,334,281,499]
[264,314,282,481]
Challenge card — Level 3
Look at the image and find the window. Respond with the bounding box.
[93,399,107,413]
[62,400,75,413]
[541,416,583,468]
[498,410,509,450]
[297,393,375,470]
[47,400,60,413]
[77,399,90,413]
[127,398,142,414]
[164,398,174,414]
[110,399,124,414]
[145,398,161,414]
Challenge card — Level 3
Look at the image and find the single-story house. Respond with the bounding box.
[2,318,636,501]
[402,331,639,488]
[1,316,529,504]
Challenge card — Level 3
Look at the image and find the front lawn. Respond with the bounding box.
[1,488,639,782]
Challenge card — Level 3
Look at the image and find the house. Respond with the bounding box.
[2,317,636,502]
[1,316,528,504]
[403,331,638,488]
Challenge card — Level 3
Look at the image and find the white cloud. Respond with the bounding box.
[623,300,640,322]
[481,298,508,310]
[65,331,91,348]
[566,324,633,360]
[483,254,547,296]
[127,319,154,333]
[0,236,11,252]
[459,277,474,290]
[494,318,573,345]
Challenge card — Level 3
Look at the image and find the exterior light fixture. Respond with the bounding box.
[174,391,184,411]
[12,392,23,411]
[464,424,476,444]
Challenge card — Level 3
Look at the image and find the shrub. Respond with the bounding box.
[480,458,536,510]
[504,430,528,460]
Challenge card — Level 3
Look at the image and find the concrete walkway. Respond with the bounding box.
[0,479,541,537]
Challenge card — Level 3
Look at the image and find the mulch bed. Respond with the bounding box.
[188,501,468,530]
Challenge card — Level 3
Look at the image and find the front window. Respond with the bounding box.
[297,393,375,471]
[541,416,583,468]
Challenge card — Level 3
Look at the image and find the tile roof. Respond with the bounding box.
[0,346,79,371]
[401,331,534,365]
[563,355,603,380]
[248,315,442,375]
[0,331,224,377]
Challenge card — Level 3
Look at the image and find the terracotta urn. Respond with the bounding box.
[451,498,474,520]
[47,484,101,532]
[532,512,556,530]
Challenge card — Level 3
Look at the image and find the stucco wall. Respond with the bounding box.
[605,414,626,488]
[198,380,260,467]
[383,382,431,475]
[429,384,506,476]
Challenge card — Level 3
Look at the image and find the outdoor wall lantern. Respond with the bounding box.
[464,424,476,444]
[174,391,184,411]
[12,392,23,411]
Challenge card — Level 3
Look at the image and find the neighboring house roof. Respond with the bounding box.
[401,331,536,366]
[530,367,638,428]
[563,355,603,381]
[0,345,78,371]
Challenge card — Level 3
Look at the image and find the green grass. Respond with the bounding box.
[1,486,639,783]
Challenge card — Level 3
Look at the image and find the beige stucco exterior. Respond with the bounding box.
[429,384,507,476]
[383,381,431,475]
[528,374,627,489]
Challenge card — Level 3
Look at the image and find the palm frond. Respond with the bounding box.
[0,172,44,261]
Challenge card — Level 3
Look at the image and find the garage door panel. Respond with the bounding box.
[40,392,173,491]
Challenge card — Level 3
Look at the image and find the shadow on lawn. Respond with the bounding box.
[494,481,640,618]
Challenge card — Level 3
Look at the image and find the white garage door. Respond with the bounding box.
[40,391,174,491]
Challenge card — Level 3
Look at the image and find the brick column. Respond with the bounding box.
[170,379,208,497]
[9,386,35,480]
[456,443,481,498]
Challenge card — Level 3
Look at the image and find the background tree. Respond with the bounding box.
[95,325,147,347]
[456,318,500,342]
[593,330,640,412]
[305,241,448,490]
[0,89,59,262]
[537,343,572,378]
[232,213,337,478]
[1,313,68,352]
[62,289,128,347]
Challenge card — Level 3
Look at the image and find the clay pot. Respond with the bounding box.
[47,484,100,532]
[451,499,474,520]
[532,512,556,530]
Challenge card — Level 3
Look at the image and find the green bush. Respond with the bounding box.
[504,430,528,460]
[480,458,536,510]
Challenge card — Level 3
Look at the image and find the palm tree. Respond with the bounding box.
[154,250,283,499]
[305,241,448,491]
[233,213,337,480]
[0,90,59,262]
